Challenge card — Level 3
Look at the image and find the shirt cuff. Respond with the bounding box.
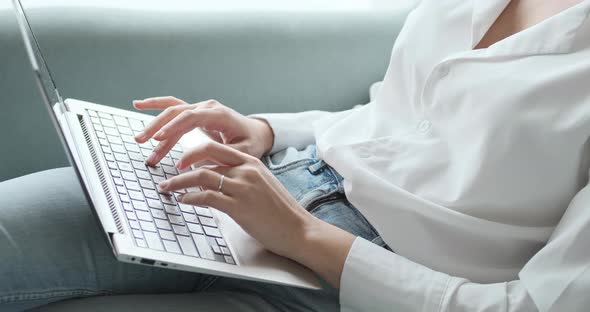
[340,237,452,312]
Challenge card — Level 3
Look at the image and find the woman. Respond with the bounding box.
[2,0,589,311]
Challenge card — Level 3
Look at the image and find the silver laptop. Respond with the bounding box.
[11,0,319,289]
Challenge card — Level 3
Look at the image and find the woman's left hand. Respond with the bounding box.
[157,141,317,259]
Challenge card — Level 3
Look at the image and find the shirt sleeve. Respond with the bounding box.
[340,180,590,312]
[250,109,356,154]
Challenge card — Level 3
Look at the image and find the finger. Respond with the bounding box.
[159,168,238,195]
[135,104,192,143]
[177,141,247,169]
[178,190,236,215]
[152,109,228,142]
[202,129,224,143]
[145,134,182,166]
[133,96,185,110]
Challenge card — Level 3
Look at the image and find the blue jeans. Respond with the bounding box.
[0,145,384,311]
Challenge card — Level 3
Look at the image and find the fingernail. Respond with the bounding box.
[177,194,185,203]
[146,153,157,165]
[135,132,145,140]
[175,160,183,169]
[159,180,169,190]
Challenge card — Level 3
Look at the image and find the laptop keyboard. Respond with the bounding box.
[86,109,235,265]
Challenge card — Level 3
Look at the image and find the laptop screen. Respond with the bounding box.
[12,0,65,113]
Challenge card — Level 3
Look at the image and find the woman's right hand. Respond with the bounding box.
[133,96,274,166]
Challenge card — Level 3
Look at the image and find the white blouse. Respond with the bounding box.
[256,0,590,311]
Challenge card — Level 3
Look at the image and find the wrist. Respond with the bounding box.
[249,117,275,156]
[293,217,356,288]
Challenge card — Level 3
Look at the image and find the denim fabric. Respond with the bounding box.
[0,145,383,311]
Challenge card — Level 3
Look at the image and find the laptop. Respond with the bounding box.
[11,0,319,289]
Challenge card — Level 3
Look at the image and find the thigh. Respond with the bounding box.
[0,168,206,311]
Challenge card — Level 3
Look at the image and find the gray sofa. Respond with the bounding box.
[0,3,409,310]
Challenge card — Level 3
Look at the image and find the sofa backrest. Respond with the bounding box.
[0,5,408,181]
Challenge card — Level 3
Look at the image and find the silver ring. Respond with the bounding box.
[217,174,225,193]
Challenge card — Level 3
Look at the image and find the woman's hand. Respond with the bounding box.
[158,141,356,287]
[133,96,274,166]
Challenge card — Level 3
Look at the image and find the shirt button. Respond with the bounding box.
[417,119,431,133]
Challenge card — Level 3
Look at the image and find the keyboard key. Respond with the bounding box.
[122,202,133,212]
[160,157,174,166]
[178,203,193,213]
[147,199,164,209]
[192,233,214,260]
[113,177,124,186]
[99,138,109,146]
[113,116,128,126]
[136,210,152,222]
[224,256,235,265]
[121,134,135,144]
[118,127,133,135]
[159,229,175,241]
[151,208,167,220]
[143,231,164,251]
[110,169,121,178]
[96,131,107,140]
[170,151,183,159]
[125,143,140,153]
[172,224,190,236]
[139,141,152,149]
[141,148,152,157]
[140,220,157,232]
[164,204,181,215]
[162,165,178,176]
[187,223,204,234]
[207,236,222,254]
[172,144,183,152]
[125,181,141,191]
[143,189,160,200]
[104,152,115,162]
[116,185,127,195]
[87,110,98,117]
[132,200,148,211]
[118,162,134,173]
[183,213,199,224]
[129,219,140,230]
[163,240,181,254]
[194,206,213,217]
[160,194,176,205]
[135,238,147,248]
[102,145,113,155]
[177,235,199,257]
[128,152,143,162]
[169,215,184,225]
[107,135,123,145]
[101,119,116,128]
[104,127,119,136]
[138,178,154,190]
[107,161,117,170]
[148,166,165,176]
[220,247,231,256]
[114,153,129,163]
[132,160,148,171]
[90,116,101,124]
[120,194,131,203]
[98,112,112,119]
[126,211,136,220]
[128,190,144,201]
[154,218,172,230]
[132,229,143,238]
[121,171,137,181]
[128,119,144,131]
[216,238,227,246]
[136,170,151,180]
[199,216,216,228]
[203,226,222,238]
[152,175,166,184]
